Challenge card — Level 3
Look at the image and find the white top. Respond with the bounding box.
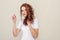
[16,18,39,40]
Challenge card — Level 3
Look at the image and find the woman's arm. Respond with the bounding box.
[13,23,21,37]
[27,21,39,38]
[29,24,39,38]
[12,14,20,37]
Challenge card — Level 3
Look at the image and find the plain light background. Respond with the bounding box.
[0,0,60,40]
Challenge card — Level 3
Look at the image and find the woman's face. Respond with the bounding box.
[21,6,27,20]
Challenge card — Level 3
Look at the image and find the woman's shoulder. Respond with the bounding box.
[34,18,38,21]
[33,18,38,24]
[32,18,39,29]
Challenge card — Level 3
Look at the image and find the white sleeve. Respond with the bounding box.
[32,18,39,29]
[16,20,22,29]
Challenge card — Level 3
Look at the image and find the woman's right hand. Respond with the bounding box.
[12,14,16,23]
[12,14,20,37]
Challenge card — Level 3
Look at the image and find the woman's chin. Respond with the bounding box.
[22,17,25,20]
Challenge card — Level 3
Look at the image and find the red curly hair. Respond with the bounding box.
[20,3,35,25]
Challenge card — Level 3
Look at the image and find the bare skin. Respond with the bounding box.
[12,14,21,37]
[27,20,39,38]
[12,6,39,38]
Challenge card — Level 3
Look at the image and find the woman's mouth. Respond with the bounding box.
[23,13,25,15]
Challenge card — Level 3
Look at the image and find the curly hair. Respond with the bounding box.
[20,3,35,25]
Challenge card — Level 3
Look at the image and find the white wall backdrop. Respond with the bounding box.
[0,0,60,40]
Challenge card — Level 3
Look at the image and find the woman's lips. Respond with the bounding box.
[23,14,26,16]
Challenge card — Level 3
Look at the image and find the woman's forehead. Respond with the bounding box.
[22,6,26,10]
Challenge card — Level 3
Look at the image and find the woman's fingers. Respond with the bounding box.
[12,15,16,19]
[12,14,16,23]
[27,21,31,26]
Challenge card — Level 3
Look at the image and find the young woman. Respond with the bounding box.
[12,3,39,40]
